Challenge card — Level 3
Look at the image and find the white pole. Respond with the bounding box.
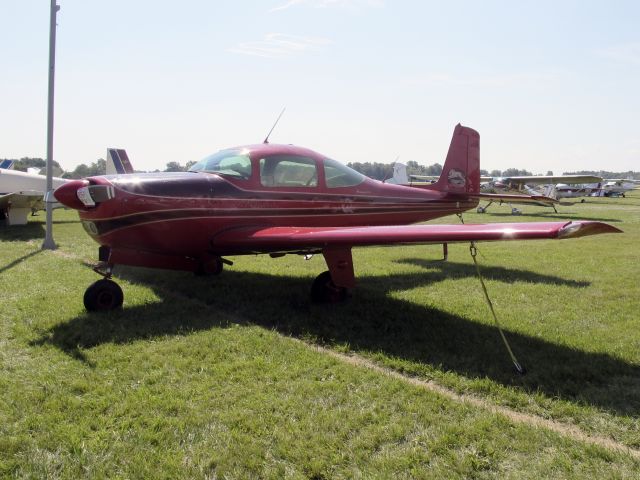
[42,0,60,250]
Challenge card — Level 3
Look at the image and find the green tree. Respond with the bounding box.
[62,158,106,179]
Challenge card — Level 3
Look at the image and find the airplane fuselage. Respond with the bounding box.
[56,143,478,270]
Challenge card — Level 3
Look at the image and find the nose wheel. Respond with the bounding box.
[84,279,124,311]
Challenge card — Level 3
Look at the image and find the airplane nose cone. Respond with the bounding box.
[54,179,90,210]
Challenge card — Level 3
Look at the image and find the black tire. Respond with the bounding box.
[84,279,124,311]
[195,256,224,276]
[310,271,348,304]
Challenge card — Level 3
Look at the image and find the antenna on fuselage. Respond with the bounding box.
[263,107,286,144]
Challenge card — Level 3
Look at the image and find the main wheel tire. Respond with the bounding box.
[477,207,485,213]
[84,279,124,311]
[195,256,224,276]
[310,271,348,304]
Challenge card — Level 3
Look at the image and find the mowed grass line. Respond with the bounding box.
[1,192,639,477]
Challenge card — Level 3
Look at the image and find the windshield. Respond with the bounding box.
[323,157,365,188]
[189,149,252,179]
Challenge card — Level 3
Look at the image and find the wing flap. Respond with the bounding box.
[212,221,621,252]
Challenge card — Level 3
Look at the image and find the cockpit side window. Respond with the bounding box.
[259,155,318,187]
[189,149,252,180]
[323,158,365,188]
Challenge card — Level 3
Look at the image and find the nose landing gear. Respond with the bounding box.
[84,260,124,311]
[84,278,124,311]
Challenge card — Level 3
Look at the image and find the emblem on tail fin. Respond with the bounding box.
[447,168,466,187]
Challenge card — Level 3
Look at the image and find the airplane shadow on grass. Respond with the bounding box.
[35,262,639,417]
[0,219,78,241]
[0,222,45,241]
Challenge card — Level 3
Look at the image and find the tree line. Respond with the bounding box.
[4,156,638,181]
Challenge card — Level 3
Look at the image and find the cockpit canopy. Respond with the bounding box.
[189,147,366,188]
[189,148,252,179]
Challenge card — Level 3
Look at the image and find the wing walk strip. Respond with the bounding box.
[298,340,640,460]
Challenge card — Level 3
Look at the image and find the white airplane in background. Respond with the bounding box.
[475,174,603,212]
[591,179,640,197]
[1,149,133,225]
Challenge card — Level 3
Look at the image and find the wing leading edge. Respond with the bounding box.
[212,221,621,252]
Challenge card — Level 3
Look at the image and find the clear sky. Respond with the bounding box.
[2,0,639,174]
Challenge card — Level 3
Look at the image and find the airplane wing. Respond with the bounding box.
[0,191,45,225]
[0,191,44,211]
[212,221,620,252]
[474,193,558,205]
[502,175,602,185]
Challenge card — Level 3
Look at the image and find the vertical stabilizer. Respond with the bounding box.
[387,162,408,184]
[429,124,480,194]
[106,148,134,175]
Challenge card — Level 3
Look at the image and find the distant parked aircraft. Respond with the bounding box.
[388,163,563,215]
[1,149,134,225]
[592,179,640,197]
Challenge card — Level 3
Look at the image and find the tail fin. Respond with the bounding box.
[106,148,134,175]
[386,162,409,184]
[0,159,15,170]
[429,124,480,194]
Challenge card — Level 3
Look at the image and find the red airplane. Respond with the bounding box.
[53,124,621,311]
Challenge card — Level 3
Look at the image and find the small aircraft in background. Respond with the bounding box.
[554,183,599,200]
[591,179,640,197]
[387,163,563,214]
[475,174,603,214]
[1,149,132,226]
[53,124,620,311]
[0,166,67,225]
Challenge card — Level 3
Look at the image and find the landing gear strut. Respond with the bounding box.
[310,271,348,303]
[84,255,123,312]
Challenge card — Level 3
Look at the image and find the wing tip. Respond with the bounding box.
[558,221,623,239]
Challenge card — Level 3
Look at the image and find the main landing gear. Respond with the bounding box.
[310,271,348,303]
[81,246,355,311]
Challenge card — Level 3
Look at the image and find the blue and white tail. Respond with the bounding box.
[106,148,134,175]
[0,159,15,170]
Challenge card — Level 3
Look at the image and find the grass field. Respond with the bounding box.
[1,192,639,478]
